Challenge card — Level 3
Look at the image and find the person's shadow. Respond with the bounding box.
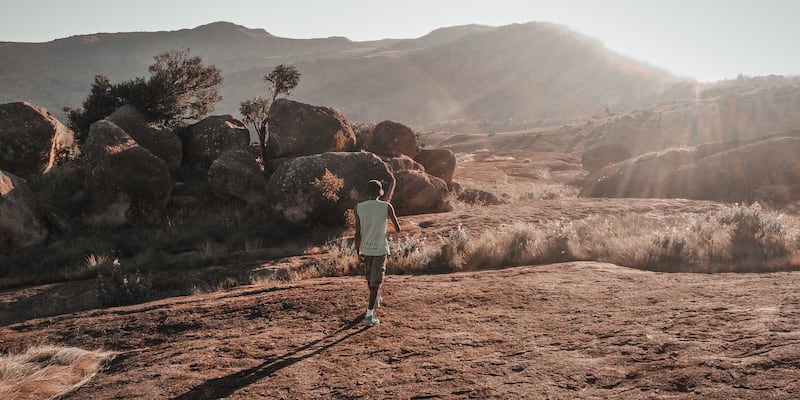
[171,314,368,400]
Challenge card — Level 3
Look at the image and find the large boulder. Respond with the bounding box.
[267,152,394,226]
[83,120,172,226]
[0,102,79,180]
[181,115,250,169]
[381,154,426,174]
[106,105,182,173]
[0,170,47,255]
[208,149,267,205]
[266,99,356,159]
[369,120,418,157]
[414,148,456,184]
[392,170,451,216]
[581,143,631,172]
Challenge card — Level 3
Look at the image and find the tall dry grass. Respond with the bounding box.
[0,346,113,400]
[313,203,800,277]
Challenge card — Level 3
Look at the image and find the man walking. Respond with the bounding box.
[354,180,401,327]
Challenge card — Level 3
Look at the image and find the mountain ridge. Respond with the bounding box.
[1,20,691,129]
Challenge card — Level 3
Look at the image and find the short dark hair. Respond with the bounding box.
[367,180,384,197]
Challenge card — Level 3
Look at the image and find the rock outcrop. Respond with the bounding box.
[181,115,251,169]
[666,137,800,204]
[581,135,800,205]
[369,120,418,157]
[0,170,47,254]
[267,152,394,226]
[414,149,456,184]
[392,170,451,216]
[580,147,712,199]
[82,120,171,226]
[208,149,267,205]
[581,143,631,172]
[266,99,356,159]
[381,155,426,174]
[0,102,78,180]
[106,105,182,173]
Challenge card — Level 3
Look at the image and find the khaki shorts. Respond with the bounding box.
[363,255,387,289]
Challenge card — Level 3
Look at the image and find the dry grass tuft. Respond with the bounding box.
[0,346,113,400]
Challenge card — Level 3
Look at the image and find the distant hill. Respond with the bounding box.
[421,81,800,157]
[1,21,695,129]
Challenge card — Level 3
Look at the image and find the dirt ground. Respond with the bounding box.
[2,261,799,399]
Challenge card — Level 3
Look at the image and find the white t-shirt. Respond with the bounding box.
[356,199,390,256]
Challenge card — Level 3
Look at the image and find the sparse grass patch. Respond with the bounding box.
[0,345,113,400]
[515,182,579,201]
[190,277,240,295]
[451,180,578,208]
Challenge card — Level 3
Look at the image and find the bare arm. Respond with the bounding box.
[387,203,401,232]
[354,212,363,258]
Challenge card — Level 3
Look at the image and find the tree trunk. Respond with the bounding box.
[258,120,268,175]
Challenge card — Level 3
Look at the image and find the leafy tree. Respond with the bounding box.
[265,64,301,102]
[239,64,300,167]
[65,49,222,140]
[146,49,223,126]
[63,75,123,139]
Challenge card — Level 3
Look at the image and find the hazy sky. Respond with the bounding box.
[1,0,798,82]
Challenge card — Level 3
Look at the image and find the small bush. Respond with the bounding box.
[717,203,788,261]
[311,169,344,202]
[388,235,440,274]
[317,240,360,277]
[96,261,153,307]
[425,225,471,272]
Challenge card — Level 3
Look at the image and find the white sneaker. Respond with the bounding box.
[364,315,380,327]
